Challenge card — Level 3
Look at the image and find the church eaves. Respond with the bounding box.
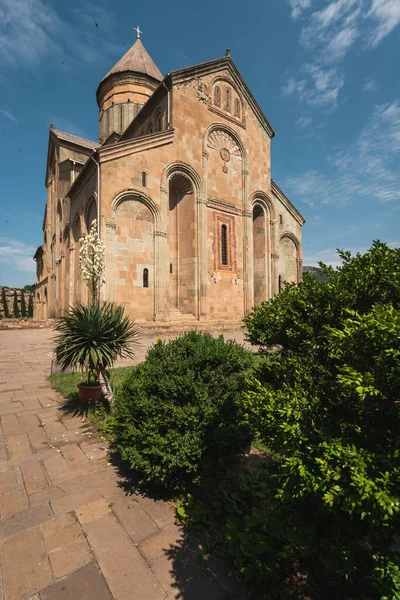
[100,38,163,84]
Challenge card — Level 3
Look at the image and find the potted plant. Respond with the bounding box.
[54,220,139,404]
[54,302,139,403]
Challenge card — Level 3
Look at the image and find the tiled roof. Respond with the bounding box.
[52,128,99,151]
[101,38,163,83]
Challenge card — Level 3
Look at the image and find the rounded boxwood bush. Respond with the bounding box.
[112,331,254,489]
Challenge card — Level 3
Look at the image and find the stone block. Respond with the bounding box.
[7,433,32,458]
[41,513,82,553]
[51,489,104,517]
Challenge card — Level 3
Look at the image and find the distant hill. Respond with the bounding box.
[302,266,329,282]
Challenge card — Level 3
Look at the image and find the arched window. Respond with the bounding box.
[147,123,153,134]
[141,172,147,187]
[214,86,221,107]
[119,105,124,131]
[143,268,149,288]
[158,117,162,131]
[234,98,240,118]
[221,224,228,266]
[226,88,231,111]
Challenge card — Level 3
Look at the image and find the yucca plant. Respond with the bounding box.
[54,302,140,404]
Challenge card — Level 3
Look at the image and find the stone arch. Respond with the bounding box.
[111,189,160,230]
[63,225,71,310]
[162,162,202,197]
[278,232,301,288]
[36,291,41,319]
[250,191,276,222]
[166,166,198,317]
[43,287,48,320]
[84,195,97,233]
[72,214,82,303]
[252,203,268,307]
[111,190,157,321]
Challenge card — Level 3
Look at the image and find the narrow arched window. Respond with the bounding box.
[214,86,221,107]
[148,123,153,134]
[119,105,124,131]
[143,268,149,288]
[158,117,162,131]
[234,98,240,118]
[221,224,228,266]
[279,275,282,292]
[226,88,231,111]
[142,172,147,187]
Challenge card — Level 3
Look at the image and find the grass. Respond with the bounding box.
[48,365,134,424]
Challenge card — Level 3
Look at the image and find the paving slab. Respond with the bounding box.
[21,461,49,494]
[0,501,53,541]
[39,562,112,600]
[0,525,53,600]
[107,492,159,543]
[60,443,89,468]
[136,495,175,528]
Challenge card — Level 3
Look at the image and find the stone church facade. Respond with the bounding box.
[34,35,305,327]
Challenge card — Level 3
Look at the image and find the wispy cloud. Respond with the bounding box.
[0,107,18,122]
[287,0,313,20]
[362,76,378,92]
[284,0,400,108]
[285,100,400,207]
[297,115,313,127]
[0,0,119,70]
[0,237,36,275]
[367,0,400,47]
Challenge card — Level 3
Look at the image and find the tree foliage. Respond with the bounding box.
[1,287,9,318]
[28,294,34,318]
[13,291,20,318]
[20,292,27,317]
[239,242,400,597]
[111,332,254,489]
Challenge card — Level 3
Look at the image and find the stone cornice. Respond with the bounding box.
[99,129,174,163]
[207,197,242,215]
[271,181,306,226]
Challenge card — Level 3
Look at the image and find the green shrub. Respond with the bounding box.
[28,293,34,318]
[1,287,9,318]
[111,331,254,489]
[239,242,400,598]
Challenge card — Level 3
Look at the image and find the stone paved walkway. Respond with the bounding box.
[0,329,248,600]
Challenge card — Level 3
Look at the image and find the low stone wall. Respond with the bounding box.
[0,318,56,330]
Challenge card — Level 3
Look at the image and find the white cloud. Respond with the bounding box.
[0,238,36,274]
[284,0,400,108]
[285,100,400,207]
[288,0,313,20]
[362,76,378,92]
[0,0,119,69]
[283,64,345,107]
[297,115,313,127]
[367,0,400,47]
[0,108,17,122]
[303,246,368,268]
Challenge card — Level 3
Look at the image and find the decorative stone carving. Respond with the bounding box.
[207,129,241,157]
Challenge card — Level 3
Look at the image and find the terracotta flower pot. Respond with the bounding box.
[77,383,102,404]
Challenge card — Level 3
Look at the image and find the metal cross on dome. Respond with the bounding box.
[134,26,143,39]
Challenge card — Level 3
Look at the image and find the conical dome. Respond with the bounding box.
[97,37,163,143]
[101,38,163,83]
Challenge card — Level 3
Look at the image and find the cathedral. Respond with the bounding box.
[34,32,305,328]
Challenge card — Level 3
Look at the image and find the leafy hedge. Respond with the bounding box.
[235,241,400,598]
[111,332,254,489]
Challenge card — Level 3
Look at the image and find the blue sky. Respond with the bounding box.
[0,0,399,287]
